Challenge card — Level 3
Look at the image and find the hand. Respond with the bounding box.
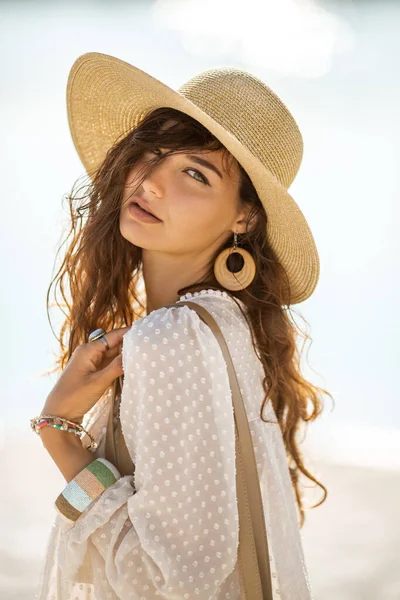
[41,326,131,424]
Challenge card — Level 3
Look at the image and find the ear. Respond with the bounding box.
[234,206,257,235]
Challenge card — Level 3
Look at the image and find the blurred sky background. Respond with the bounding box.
[2,0,399,465]
[1,0,399,598]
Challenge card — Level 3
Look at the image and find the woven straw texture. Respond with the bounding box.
[66,52,320,304]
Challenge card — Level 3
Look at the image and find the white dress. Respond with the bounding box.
[36,288,313,600]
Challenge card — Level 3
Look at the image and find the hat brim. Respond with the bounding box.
[67,52,320,304]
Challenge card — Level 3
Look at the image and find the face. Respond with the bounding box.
[119,145,248,261]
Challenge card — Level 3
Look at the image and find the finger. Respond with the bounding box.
[89,326,131,353]
[92,339,120,360]
[93,352,123,390]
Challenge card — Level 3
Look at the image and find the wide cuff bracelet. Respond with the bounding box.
[55,458,121,523]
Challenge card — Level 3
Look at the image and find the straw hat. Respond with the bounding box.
[66,52,319,304]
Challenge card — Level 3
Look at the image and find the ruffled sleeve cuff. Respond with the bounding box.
[55,458,121,524]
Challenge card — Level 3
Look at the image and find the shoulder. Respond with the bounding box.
[122,290,249,364]
[121,297,214,365]
[123,290,247,344]
[123,301,204,347]
[121,293,239,383]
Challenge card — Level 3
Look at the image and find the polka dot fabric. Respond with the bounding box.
[36,289,313,600]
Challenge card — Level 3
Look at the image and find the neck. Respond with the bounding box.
[142,248,212,315]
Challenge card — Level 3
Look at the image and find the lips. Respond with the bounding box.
[129,198,161,220]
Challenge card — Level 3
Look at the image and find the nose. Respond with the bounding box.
[141,158,166,199]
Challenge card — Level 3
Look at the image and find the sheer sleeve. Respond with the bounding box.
[56,304,239,599]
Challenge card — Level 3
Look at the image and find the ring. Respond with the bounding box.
[88,328,110,350]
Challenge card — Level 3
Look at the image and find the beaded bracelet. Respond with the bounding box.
[55,458,120,523]
[30,415,98,450]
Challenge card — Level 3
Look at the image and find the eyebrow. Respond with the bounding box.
[187,155,223,180]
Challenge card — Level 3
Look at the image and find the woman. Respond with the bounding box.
[33,52,331,599]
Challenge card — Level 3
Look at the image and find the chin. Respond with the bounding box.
[119,223,158,250]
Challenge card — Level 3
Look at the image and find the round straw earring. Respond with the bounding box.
[214,232,256,290]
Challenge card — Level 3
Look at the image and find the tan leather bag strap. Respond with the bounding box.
[105,378,118,465]
[105,376,135,476]
[105,301,273,599]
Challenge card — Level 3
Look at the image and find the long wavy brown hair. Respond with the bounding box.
[47,107,333,526]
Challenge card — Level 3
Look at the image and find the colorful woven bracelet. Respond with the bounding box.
[55,458,121,523]
[30,415,97,450]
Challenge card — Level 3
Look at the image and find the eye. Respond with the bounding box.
[149,148,162,156]
[184,168,210,186]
